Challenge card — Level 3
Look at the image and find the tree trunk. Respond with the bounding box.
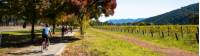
[23,22,27,28]
[80,23,84,35]
[61,22,64,38]
[79,14,84,36]
[31,19,35,42]
[52,23,55,34]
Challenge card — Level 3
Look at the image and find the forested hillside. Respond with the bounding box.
[106,18,144,24]
[140,3,199,25]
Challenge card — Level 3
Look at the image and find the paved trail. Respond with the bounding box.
[7,43,66,56]
[5,32,75,56]
[94,29,198,56]
[0,26,76,56]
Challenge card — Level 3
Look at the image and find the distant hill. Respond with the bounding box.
[106,18,144,24]
[140,3,199,25]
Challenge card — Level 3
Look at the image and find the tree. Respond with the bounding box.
[67,0,117,35]
[2,0,51,42]
[24,0,50,42]
[1,0,117,40]
[43,0,66,34]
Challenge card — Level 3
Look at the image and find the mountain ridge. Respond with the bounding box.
[106,18,144,24]
[139,3,199,25]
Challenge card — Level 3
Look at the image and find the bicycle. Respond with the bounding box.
[41,38,49,51]
[41,34,52,52]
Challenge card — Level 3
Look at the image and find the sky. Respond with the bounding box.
[99,0,199,22]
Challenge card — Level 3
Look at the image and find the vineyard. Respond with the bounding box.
[94,25,198,42]
[93,25,199,52]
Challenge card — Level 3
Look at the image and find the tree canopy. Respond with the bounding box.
[0,0,117,39]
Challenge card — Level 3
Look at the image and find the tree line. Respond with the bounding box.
[0,0,117,42]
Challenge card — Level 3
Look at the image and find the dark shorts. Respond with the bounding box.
[42,34,49,43]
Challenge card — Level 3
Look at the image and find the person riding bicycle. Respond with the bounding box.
[42,24,52,51]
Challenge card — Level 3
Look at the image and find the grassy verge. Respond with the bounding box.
[65,28,163,56]
[97,29,199,53]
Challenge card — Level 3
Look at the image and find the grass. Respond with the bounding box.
[99,29,199,53]
[0,30,35,55]
[0,28,62,42]
[65,28,163,56]
[1,30,31,35]
[0,27,62,35]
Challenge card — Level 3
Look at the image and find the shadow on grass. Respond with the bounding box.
[1,33,80,48]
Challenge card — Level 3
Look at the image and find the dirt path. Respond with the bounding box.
[95,29,198,56]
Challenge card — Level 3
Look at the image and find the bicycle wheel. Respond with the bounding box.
[41,41,46,51]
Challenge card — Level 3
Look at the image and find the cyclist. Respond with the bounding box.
[42,24,52,51]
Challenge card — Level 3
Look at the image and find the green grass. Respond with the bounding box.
[99,29,199,53]
[1,30,31,35]
[68,28,163,56]
[0,28,62,35]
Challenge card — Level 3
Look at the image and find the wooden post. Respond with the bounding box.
[196,32,199,43]
[127,29,128,32]
[175,33,178,40]
[161,32,164,38]
[151,32,153,37]
[181,26,183,38]
[158,26,161,37]
[196,27,199,43]
[187,26,189,33]
[168,26,170,36]
[142,30,144,35]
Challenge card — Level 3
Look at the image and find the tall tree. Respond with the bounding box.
[67,0,117,35]
[1,0,117,40]
[4,0,51,42]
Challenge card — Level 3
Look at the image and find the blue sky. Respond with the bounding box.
[99,0,199,22]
